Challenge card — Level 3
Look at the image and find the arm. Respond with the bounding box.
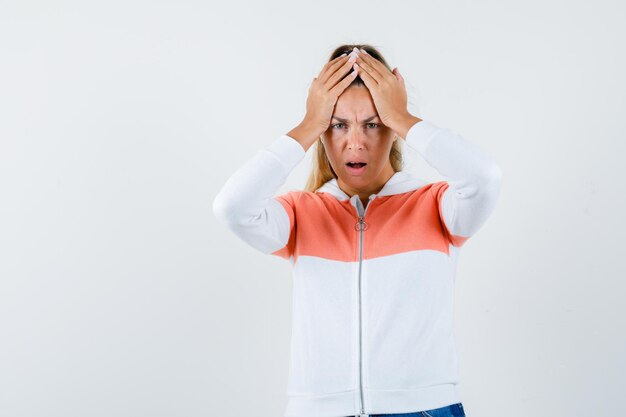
[212,134,306,259]
[400,116,503,247]
[215,51,356,258]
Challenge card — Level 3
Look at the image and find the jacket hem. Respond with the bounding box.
[284,383,461,417]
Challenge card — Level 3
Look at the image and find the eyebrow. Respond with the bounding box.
[332,115,380,123]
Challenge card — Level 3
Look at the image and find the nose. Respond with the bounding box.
[347,128,364,150]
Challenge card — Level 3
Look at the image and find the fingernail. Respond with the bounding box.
[348,52,357,62]
[360,48,368,55]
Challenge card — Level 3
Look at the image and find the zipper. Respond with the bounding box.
[353,194,376,417]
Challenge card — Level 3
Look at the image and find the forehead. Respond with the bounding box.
[333,86,377,120]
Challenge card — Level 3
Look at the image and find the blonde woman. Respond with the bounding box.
[213,44,502,417]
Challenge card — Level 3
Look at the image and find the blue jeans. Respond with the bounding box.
[349,402,466,417]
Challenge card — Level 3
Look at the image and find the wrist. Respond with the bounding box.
[390,113,422,139]
[287,121,322,152]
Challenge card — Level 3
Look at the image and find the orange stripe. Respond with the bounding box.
[270,182,469,262]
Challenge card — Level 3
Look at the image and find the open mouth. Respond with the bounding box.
[346,162,367,168]
[345,161,367,175]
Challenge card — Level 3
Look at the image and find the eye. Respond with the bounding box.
[332,122,379,129]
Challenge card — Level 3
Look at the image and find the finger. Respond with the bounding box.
[324,56,358,90]
[329,67,359,98]
[354,51,385,85]
[393,67,405,83]
[319,53,347,75]
[317,54,346,80]
[359,48,391,77]
[353,62,377,89]
[356,54,383,84]
[318,53,350,84]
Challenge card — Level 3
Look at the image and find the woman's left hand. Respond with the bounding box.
[353,48,412,133]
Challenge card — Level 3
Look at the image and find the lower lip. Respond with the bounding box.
[346,164,367,175]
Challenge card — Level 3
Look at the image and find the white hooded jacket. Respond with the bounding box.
[213,119,502,417]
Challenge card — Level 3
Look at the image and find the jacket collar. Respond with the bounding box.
[314,170,428,202]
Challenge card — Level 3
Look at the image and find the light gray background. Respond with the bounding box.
[1,1,624,416]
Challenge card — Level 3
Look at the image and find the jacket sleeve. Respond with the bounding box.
[404,120,503,247]
[212,134,306,260]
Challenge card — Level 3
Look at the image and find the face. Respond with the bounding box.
[320,85,398,201]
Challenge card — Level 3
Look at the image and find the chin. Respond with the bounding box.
[340,171,372,187]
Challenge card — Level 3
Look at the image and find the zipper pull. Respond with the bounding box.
[355,217,368,231]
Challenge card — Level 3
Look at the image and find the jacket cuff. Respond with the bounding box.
[405,120,442,155]
[265,134,307,172]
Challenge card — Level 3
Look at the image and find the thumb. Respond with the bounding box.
[392,67,404,82]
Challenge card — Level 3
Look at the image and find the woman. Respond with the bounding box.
[213,44,502,417]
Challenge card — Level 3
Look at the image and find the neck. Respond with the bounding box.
[337,163,396,202]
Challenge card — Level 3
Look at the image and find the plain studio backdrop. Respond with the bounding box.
[1,0,625,416]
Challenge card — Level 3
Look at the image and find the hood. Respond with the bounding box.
[314,170,429,201]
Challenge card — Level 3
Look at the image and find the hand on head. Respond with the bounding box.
[301,50,360,138]
[349,47,410,131]
[289,46,413,150]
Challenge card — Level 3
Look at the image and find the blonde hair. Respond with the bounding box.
[304,44,404,193]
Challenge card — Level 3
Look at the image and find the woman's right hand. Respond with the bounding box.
[287,53,359,150]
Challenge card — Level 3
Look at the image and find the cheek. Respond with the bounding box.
[369,144,395,167]
[322,144,342,166]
